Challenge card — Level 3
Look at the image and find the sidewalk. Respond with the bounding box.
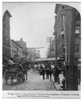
[52,74,81,91]
[51,74,63,90]
[54,83,81,91]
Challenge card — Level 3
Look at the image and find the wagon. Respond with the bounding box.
[4,64,25,84]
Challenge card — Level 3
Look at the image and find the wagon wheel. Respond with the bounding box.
[17,73,23,82]
[4,73,9,85]
[4,79,8,85]
[17,74,21,82]
[22,74,25,82]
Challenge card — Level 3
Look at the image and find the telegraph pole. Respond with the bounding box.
[47,37,54,58]
[54,15,57,67]
[68,8,78,90]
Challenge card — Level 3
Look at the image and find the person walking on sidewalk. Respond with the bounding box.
[41,63,45,80]
[49,63,54,81]
[49,68,52,81]
[53,66,60,83]
[45,63,50,79]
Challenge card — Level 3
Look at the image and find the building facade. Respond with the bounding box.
[11,40,18,59]
[54,4,81,61]
[15,38,28,59]
[27,48,40,61]
[54,4,81,90]
[11,40,23,61]
[47,39,55,58]
[3,10,12,61]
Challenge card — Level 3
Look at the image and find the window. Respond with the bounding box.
[62,6,65,9]
[6,14,9,25]
[3,36,6,44]
[75,44,79,52]
[3,23,6,35]
[62,45,65,53]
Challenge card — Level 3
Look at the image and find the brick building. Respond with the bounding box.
[54,4,81,90]
[3,10,12,61]
[47,39,55,58]
[54,4,81,61]
[15,38,28,59]
[11,40,23,61]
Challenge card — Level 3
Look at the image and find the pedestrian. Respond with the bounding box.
[41,63,45,80]
[23,62,28,80]
[78,64,81,85]
[54,66,59,83]
[53,67,55,82]
[45,63,50,79]
[49,66,52,81]
[49,63,54,81]
[18,62,24,70]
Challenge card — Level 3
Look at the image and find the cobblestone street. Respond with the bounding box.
[3,69,56,91]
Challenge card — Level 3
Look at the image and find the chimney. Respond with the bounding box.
[20,38,23,41]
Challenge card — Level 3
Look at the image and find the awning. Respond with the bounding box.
[8,60,15,65]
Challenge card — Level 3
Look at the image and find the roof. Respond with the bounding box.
[4,10,12,17]
[12,40,23,49]
[55,4,60,14]
[34,57,64,62]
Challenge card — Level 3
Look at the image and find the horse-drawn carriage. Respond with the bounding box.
[3,60,27,84]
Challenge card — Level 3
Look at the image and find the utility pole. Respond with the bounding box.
[54,15,57,67]
[62,14,69,90]
[47,37,54,58]
[68,8,78,90]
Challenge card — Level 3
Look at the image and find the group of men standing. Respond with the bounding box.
[38,63,60,82]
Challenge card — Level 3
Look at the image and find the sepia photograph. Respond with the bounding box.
[2,1,81,99]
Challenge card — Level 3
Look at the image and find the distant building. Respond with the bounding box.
[3,10,12,61]
[47,39,55,58]
[54,4,81,61]
[15,38,28,59]
[27,48,40,61]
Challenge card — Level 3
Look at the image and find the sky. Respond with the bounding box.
[2,2,81,58]
[2,2,56,58]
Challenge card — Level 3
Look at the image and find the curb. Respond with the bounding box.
[51,80,58,90]
[51,80,62,90]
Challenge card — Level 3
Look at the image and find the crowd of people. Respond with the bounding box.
[34,63,61,83]
[2,59,81,86]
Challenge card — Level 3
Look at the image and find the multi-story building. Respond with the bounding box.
[47,39,55,58]
[11,40,23,61]
[15,38,28,59]
[11,40,18,59]
[27,48,40,61]
[54,4,81,61]
[3,10,12,61]
[54,4,81,90]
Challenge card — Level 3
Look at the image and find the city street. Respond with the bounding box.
[3,69,56,91]
[2,2,81,93]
